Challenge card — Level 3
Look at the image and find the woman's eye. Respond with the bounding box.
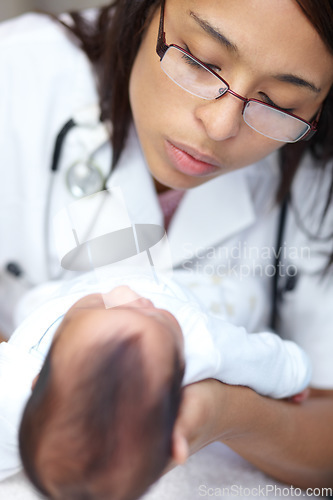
[259,92,294,113]
[181,52,203,69]
[182,45,220,72]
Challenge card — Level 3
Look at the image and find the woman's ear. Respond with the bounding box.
[171,427,189,465]
[31,374,39,390]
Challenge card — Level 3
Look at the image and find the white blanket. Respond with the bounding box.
[0,443,324,499]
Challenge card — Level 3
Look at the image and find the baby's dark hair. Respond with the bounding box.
[19,332,184,500]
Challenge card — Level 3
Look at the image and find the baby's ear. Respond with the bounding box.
[171,428,189,465]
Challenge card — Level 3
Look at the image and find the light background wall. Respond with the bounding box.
[0,0,106,22]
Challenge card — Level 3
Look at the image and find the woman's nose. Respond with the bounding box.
[195,92,244,142]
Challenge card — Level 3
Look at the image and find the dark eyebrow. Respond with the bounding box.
[189,11,322,95]
[189,11,238,52]
[273,73,321,94]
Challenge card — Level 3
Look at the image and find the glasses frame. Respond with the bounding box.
[156,0,319,143]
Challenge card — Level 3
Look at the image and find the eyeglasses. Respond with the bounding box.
[156,0,319,143]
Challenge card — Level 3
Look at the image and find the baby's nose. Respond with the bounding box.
[102,286,153,309]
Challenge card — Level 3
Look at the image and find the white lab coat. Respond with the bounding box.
[0,12,332,390]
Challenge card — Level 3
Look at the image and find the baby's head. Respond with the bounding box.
[19,286,186,500]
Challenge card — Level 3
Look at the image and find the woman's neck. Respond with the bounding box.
[154,178,171,194]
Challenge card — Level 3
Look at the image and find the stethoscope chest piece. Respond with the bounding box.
[66,159,105,198]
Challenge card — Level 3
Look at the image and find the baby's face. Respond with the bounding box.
[52,286,185,388]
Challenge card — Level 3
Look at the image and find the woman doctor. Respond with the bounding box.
[0,0,333,489]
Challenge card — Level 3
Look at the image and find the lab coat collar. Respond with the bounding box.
[107,127,256,268]
[168,169,256,267]
[107,127,163,227]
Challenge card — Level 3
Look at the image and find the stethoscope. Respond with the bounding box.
[5,105,111,285]
[270,194,297,329]
[49,104,110,197]
[44,104,111,279]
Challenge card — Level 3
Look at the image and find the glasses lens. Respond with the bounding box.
[244,101,310,143]
[161,46,227,100]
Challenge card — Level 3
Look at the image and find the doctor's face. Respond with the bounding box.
[129,0,333,191]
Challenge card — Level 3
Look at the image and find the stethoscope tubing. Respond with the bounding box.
[270,195,289,330]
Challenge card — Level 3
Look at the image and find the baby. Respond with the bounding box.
[2,269,310,499]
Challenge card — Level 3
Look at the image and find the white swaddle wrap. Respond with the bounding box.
[0,267,311,481]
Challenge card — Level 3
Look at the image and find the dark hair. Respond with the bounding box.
[62,0,333,259]
[60,0,160,170]
[19,334,184,500]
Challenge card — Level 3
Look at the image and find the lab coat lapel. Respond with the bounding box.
[107,128,163,227]
[168,169,256,267]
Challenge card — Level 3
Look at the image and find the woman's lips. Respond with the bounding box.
[165,140,221,177]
